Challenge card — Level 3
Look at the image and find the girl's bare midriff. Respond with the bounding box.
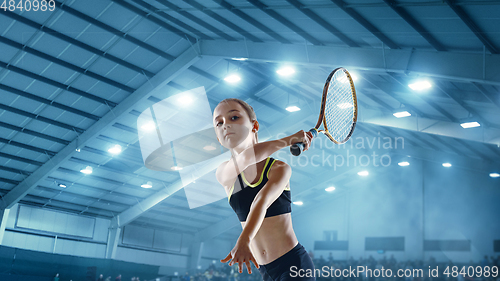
[242,213,298,265]
[231,158,298,265]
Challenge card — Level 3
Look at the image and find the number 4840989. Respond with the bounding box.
[443,266,498,278]
[1,0,56,12]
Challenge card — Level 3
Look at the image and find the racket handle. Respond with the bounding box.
[290,128,318,156]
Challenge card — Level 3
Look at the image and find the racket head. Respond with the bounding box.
[321,67,358,144]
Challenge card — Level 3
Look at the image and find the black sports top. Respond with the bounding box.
[228,157,292,222]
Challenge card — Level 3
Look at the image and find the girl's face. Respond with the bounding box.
[213,101,256,150]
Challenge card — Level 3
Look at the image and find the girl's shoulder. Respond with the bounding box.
[215,160,230,184]
[269,158,290,170]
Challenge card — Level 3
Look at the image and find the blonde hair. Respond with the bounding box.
[217,98,258,141]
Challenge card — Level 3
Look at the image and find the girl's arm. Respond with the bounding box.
[240,160,291,242]
[216,131,309,188]
[220,160,292,273]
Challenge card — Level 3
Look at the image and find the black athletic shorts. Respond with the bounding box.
[258,242,316,281]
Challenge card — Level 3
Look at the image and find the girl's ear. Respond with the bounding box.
[253,120,259,131]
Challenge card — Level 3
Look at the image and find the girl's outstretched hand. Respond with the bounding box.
[220,238,259,274]
[288,130,314,151]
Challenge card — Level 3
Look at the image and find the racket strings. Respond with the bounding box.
[324,70,355,142]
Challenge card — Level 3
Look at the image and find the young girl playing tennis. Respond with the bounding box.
[213,98,316,280]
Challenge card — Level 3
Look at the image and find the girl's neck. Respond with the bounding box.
[231,138,257,156]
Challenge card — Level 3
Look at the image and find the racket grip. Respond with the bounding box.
[290,128,318,156]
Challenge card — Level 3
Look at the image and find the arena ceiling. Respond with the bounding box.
[0,0,499,242]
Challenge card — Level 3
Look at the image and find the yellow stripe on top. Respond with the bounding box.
[228,157,271,202]
[228,157,290,201]
[242,157,271,187]
[265,158,276,179]
[228,185,234,202]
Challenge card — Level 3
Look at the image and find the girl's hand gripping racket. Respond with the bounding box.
[290,67,358,156]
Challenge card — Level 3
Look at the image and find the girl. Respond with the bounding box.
[213,98,316,280]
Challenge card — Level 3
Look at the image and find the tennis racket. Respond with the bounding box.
[290,67,357,156]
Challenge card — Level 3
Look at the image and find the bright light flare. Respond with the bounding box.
[141,122,156,131]
[177,95,193,105]
[108,145,122,154]
[141,181,153,188]
[460,122,480,128]
[224,74,241,83]
[80,166,93,174]
[286,106,301,112]
[408,80,432,91]
[393,111,411,118]
[276,66,295,76]
[325,186,336,192]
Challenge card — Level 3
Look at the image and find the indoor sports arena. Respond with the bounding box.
[0,1,499,281]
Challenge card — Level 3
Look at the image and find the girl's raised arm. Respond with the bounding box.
[216,131,310,188]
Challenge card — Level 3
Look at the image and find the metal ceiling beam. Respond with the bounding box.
[472,83,500,110]
[382,0,446,51]
[433,81,492,127]
[33,184,210,230]
[361,75,441,120]
[444,0,498,54]
[181,0,262,42]
[239,63,316,103]
[199,40,500,86]
[67,157,177,190]
[0,137,56,157]
[56,167,154,197]
[454,139,494,162]
[247,0,323,45]
[0,60,117,108]
[0,84,99,121]
[362,77,496,105]
[213,0,292,44]
[387,74,500,131]
[386,73,460,123]
[138,1,500,12]
[1,10,155,77]
[286,0,359,47]
[0,165,31,176]
[0,121,69,145]
[0,43,200,210]
[46,176,145,202]
[34,185,129,209]
[330,0,399,49]
[360,106,500,147]
[0,102,85,134]
[124,0,229,42]
[59,0,281,113]
[109,0,198,43]
[127,0,213,40]
[363,73,500,134]
[0,178,20,185]
[0,35,134,93]
[56,1,178,62]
